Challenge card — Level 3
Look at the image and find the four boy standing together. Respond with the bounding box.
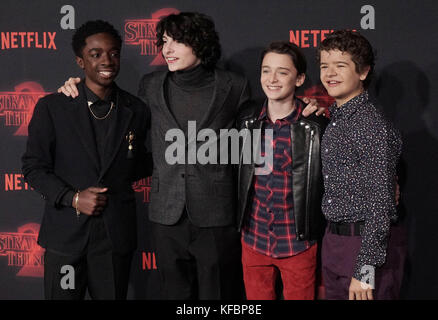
[22,12,402,300]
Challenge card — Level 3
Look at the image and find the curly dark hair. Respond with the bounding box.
[72,20,122,57]
[261,41,307,75]
[155,12,221,69]
[317,30,375,88]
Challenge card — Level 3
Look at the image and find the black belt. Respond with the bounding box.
[328,221,364,236]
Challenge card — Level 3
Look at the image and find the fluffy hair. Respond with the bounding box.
[318,30,375,88]
[155,12,221,69]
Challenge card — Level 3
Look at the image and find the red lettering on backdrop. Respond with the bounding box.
[4,174,31,191]
[0,32,56,50]
[142,252,157,270]
[124,8,179,65]
[132,177,151,203]
[301,30,309,48]
[0,223,44,278]
[289,29,357,48]
[0,81,50,136]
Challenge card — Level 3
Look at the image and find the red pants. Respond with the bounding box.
[241,240,317,300]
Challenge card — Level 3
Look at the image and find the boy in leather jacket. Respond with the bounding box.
[237,41,328,299]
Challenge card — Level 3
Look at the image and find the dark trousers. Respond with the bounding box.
[43,216,133,300]
[321,224,407,300]
[151,212,244,300]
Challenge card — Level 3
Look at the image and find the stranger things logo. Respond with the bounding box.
[0,81,49,136]
[132,177,151,203]
[0,223,44,278]
[124,8,179,65]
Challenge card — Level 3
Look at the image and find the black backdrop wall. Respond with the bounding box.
[0,0,437,299]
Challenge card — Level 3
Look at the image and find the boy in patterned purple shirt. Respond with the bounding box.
[318,30,403,300]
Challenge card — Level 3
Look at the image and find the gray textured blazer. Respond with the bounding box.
[138,68,250,227]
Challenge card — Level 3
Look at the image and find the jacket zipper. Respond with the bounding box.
[305,129,315,237]
[239,119,256,228]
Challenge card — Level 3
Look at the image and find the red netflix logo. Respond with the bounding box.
[1,32,56,50]
[289,29,356,48]
[142,252,157,270]
[124,8,179,65]
[0,81,50,136]
[4,173,32,191]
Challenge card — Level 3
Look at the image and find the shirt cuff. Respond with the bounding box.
[353,263,376,289]
[59,190,76,208]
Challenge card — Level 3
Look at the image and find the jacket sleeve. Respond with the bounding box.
[237,78,251,114]
[21,97,73,208]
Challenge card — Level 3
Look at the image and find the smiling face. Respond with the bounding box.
[161,32,201,72]
[260,52,305,103]
[76,32,120,95]
[319,49,369,106]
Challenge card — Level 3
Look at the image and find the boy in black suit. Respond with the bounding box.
[22,20,151,300]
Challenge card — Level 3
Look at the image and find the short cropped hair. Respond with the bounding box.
[155,12,221,69]
[318,30,375,88]
[261,41,307,75]
[72,20,122,57]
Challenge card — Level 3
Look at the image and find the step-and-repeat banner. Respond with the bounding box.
[0,0,437,299]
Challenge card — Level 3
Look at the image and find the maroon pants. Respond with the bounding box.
[321,224,407,300]
[241,240,317,300]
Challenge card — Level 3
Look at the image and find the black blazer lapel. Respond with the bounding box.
[68,83,100,173]
[99,88,133,180]
[197,69,232,131]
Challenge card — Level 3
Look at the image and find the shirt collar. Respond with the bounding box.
[329,91,369,120]
[258,98,303,124]
[84,83,115,105]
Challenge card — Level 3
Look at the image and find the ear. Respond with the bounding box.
[296,73,306,87]
[359,65,371,81]
[76,56,85,69]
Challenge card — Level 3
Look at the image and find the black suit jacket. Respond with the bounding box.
[138,68,250,227]
[22,83,151,254]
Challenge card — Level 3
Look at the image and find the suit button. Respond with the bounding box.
[181,173,185,178]
[299,234,304,239]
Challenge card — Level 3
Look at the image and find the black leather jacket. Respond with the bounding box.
[237,100,329,241]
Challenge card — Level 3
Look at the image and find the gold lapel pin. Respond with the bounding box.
[126,131,135,159]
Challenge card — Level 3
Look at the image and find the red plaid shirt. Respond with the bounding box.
[242,100,315,258]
